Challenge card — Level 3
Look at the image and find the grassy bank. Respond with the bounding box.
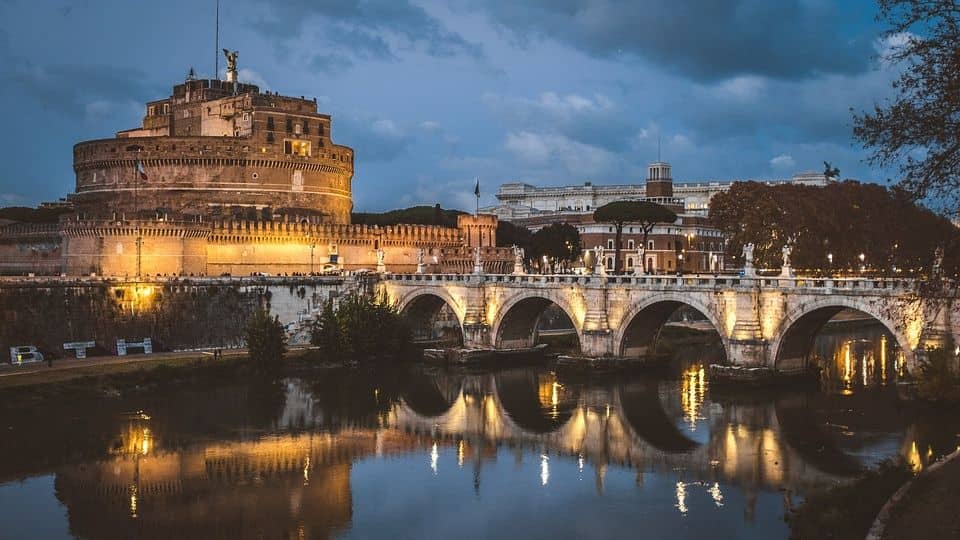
[787,459,913,540]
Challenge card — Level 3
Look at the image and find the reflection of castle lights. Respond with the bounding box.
[681,365,706,430]
[457,440,465,469]
[140,428,152,455]
[577,454,584,476]
[675,481,688,515]
[430,442,439,475]
[129,484,138,519]
[303,456,311,486]
[708,482,724,507]
[540,454,550,486]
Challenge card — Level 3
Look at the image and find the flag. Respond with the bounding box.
[474,178,480,198]
[135,160,148,180]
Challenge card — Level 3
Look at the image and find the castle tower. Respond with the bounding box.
[645,161,673,198]
[457,214,498,248]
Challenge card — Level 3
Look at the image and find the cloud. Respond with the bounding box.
[769,153,796,170]
[504,131,618,178]
[419,120,441,132]
[251,0,483,69]
[470,0,874,82]
[339,116,413,162]
[482,91,632,151]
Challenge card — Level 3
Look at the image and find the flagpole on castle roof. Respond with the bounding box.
[474,177,480,216]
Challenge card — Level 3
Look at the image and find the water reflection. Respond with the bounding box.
[813,321,904,394]
[0,326,957,539]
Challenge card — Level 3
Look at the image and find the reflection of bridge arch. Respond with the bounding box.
[399,372,464,418]
[491,292,582,350]
[493,370,579,434]
[397,291,465,345]
[616,381,700,452]
[613,294,727,360]
[771,298,915,373]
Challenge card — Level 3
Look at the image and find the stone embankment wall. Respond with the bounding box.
[0,276,358,357]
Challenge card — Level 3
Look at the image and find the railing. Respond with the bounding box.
[379,272,917,292]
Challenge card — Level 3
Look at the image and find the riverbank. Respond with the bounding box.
[876,449,960,540]
[0,347,325,393]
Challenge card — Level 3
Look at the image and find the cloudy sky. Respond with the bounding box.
[0,0,900,211]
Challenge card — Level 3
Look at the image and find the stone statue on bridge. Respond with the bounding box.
[416,248,426,274]
[595,245,606,275]
[512,245,525,275]
[780,239,794,277]
[742,243,755,277]
[634,246,645,276]
[376,248,386,274]
[473,246,484,275]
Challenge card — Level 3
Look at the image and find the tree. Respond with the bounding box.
[823,161,840,181]
[853,1,960,211]
[708,180,960,276]
[496,220,533,254]
[529,222,582,271]
[593,201,677,274]
[245,308,286,375]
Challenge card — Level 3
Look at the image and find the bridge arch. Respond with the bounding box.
[770,297,915,374]
[613,293,727,361]
[396,289,465,346]
[490,291,583,351]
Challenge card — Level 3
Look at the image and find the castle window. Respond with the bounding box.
[148,105,156,116]
[302,120,309,134]
[266,132,274,143]
[628,240,635,249]
[163,103,169,114]
[294,122,302,135]
[286,118,293,132]
[606,239,614,250]
[318,123,325,137]
[284,139,311,157]
[266,116,275,130]
[648,241,654,250]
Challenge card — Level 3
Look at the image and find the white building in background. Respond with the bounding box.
[483,170,829,221]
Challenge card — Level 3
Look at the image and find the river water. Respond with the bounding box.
[0,322,957,540]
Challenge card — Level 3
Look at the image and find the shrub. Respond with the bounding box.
[310,291,411,360]
[916,343,960,402]
[245,308,286,375]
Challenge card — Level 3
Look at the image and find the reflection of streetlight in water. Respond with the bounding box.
[681,365,706,430]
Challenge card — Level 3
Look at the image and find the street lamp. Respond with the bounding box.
[827,252,833,275]
[306,234,316,275]
[859,252,866,275]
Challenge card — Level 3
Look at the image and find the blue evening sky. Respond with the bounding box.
[0,0,899,212]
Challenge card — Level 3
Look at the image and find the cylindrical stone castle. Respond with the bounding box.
[71,77,354,223]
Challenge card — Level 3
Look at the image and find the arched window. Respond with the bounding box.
[607,239,614,249]
[627,257,634,268]
[606,257,613,270]
[627,239,635,249]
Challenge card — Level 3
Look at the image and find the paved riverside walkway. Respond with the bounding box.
[881,452,960,540]
[0,348,250,389]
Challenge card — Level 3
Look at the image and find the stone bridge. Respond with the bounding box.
[379,273,959,373]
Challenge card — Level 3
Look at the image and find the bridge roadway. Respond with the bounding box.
[380,273,960,373]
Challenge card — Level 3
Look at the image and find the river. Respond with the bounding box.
[0,321,957,539]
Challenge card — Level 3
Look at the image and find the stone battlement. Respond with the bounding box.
[206,218,463,247]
